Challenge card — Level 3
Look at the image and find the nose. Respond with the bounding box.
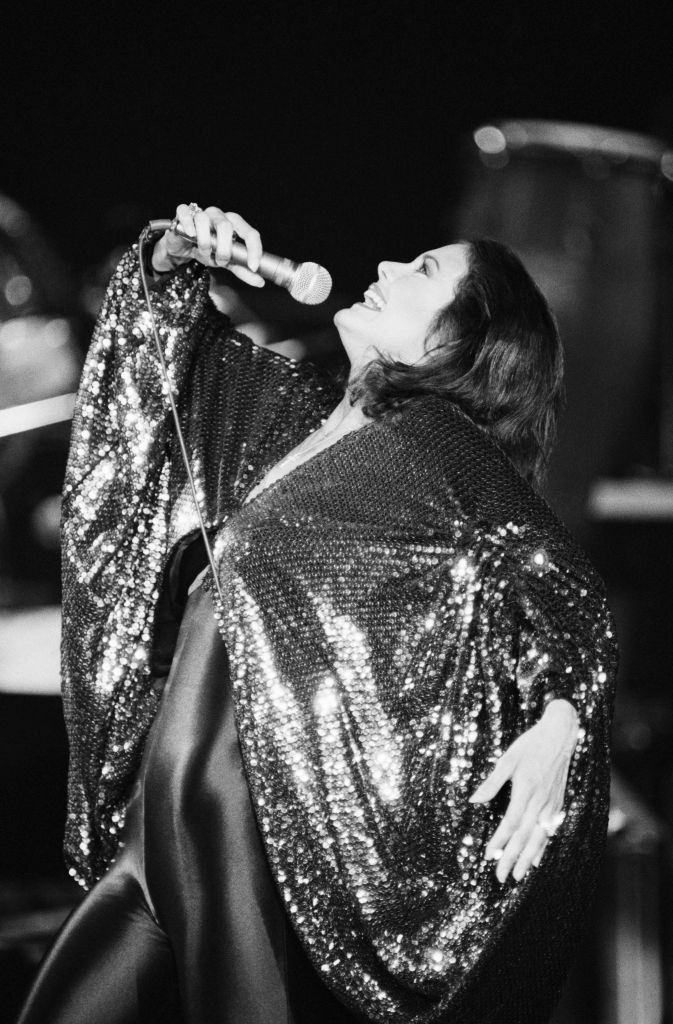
[377,259,407,282]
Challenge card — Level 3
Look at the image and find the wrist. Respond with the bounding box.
[539,697,580,745]
[541,696,578,721]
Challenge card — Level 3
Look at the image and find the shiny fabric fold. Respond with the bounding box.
[22,575,368,1024]
[61,245,618,1024]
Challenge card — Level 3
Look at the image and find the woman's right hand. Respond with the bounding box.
[151,204,266,287]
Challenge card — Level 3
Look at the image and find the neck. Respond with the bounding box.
[322,389,370,433]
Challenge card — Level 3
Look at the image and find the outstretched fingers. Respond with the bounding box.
[483,775,533,855]
[492,804,547,883]
[468,713,575,885]
[514,821,550,876]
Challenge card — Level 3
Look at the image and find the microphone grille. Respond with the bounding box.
[289,263,333,305]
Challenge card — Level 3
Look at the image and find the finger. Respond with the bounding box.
[194,210,215,262]
[484,778,537,857]
[174,203,198,238]
[531,804,566,867]
[469,752,514,803]
[203,209,264,284]
[513,825,548,879]
[213,218,234,267]
[531,840,549,868]
[203,205,227,221]
[226,264,265,288]
[495,807,540,883]
[223,211,263,272]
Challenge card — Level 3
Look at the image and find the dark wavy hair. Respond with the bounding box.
[346,238,565,488]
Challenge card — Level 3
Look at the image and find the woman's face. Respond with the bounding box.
[334,242,470,369]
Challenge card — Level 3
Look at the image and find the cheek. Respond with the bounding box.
[382,295,436,346]
[395,289,439,330]
[372,312,431,363]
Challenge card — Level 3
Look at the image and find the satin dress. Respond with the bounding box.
[18,534,370,1024]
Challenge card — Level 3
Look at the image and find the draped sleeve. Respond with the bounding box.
[506,528,618,735]
[61,244,340,886]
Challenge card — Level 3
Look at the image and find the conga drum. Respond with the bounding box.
[448,120,673,545]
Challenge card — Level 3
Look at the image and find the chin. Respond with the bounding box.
[333,304,360,330]
[333,301,354,321]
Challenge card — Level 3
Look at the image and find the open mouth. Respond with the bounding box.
[361,286,386,311]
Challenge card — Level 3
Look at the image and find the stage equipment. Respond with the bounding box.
[549,770,670,1024]
[0,193,81,604]
[593,772,669,1024]
[449,121,673,544]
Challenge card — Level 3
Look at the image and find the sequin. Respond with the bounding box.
[61,245,618,1024]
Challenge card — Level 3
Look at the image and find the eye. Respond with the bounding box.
[417,258,431,276]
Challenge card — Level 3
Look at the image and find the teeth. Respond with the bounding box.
[363,288,385,310]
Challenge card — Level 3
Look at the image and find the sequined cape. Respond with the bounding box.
[61,244,618,1024]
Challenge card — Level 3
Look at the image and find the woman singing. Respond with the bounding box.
[18,203,617,1024]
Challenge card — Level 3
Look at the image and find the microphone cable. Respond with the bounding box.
[137,224,225,606]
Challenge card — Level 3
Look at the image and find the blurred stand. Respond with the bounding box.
[0,192,85,1019]
[552,772,671,1024]
[0,682,83,1024]
[449,120,673,1021]
[0,191,83,607]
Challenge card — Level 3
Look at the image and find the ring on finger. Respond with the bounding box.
[537,810,565,837]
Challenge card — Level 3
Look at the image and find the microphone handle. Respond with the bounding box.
[147,218,298,288]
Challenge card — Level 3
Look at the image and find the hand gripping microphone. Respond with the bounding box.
[147,218,332,305]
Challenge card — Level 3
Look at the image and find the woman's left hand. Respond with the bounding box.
[468,699,580,883]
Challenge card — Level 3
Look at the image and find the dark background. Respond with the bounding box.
[2,0,673,287]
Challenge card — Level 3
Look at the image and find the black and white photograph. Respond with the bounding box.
[1,2,672,1022]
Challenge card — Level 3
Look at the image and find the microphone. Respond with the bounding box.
[147,219,332,305]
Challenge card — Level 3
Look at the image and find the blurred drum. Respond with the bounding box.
[448,120,673,544]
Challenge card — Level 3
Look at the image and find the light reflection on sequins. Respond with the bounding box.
[61,244,618,1024]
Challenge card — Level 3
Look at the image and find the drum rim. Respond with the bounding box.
[474,119,668,166]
